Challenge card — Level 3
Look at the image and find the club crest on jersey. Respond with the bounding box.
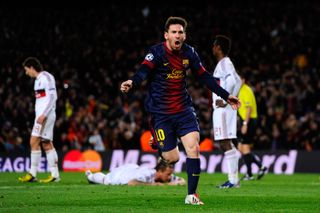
[182,59,189,68]
[145,53,154,61]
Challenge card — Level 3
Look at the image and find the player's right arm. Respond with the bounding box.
[120,48,157,93]
[120,63,151,93]
[120,80,133,93]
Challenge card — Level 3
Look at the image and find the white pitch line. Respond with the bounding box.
[0,185,83,190]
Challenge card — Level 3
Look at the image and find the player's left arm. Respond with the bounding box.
[189,49,240,109]
[197,71,240,110]
[189,49,229,100]
[221,71,241,106]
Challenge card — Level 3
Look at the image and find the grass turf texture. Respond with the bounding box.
[0,172,319,212]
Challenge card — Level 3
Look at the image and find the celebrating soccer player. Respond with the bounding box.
[120,17,240,205]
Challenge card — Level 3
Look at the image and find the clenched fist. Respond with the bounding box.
[120,80,133,93]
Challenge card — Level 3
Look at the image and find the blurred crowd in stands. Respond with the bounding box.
[1,1,319,153]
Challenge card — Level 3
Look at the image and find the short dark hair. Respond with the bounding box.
[155,158,174,171]
[165,16,187,32]
[239,70,251,82]
[214,35,231,55]
[22,57,43,72]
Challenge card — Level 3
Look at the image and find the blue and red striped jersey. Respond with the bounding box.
[131,42,229,115]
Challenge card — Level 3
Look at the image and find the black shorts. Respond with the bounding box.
[149,109,200,152]
[239,118,257,145]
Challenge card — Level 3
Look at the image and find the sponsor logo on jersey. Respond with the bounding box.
[166,69,185,79]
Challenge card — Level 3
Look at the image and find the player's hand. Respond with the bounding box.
[149,136,158,150]
[241,124,248,134]
[227,95,241,110]
[120,80,133,93]
[215,99,227,108]
[167,177,186,186]
[36,115,47,125]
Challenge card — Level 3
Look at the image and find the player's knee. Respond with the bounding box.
[30,136,41,149]
[163,156,179,164]
[219,140,232,151]
[185,143,200,156]
[169,159,179,165]
[41,140,54,151]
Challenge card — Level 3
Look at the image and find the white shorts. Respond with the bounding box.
[212,108,237,141]
[31,115,56,141]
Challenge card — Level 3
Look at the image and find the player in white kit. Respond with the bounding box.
[19,57,60,183]
[211,35,242,188]
[86,160,186,186]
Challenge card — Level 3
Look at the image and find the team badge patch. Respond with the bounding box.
[183,59,189,67]
[145,53,154,61]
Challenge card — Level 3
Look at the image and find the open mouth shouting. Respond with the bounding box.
[173,40,181,50]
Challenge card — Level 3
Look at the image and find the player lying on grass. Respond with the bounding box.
[85,159,185,186]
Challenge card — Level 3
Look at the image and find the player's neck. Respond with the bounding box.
[34,71,41,79]
[217,54,226,61]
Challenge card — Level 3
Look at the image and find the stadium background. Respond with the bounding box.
[0,2,319,164]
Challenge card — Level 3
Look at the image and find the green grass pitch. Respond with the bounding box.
[0,172,319,212]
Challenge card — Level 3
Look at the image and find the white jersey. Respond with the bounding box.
[212,57,241,140]
[31,71,57,140]
[105,164,156,185]
[212,57,241,109]
[34,71,57,118]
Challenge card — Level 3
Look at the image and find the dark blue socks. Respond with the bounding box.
[186,158,200,195]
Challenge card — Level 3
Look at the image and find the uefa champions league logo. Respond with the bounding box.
[145,53,154,61]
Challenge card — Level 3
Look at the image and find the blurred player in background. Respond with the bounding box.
[85,159,186,186]
[237,72,267,180]
[19,57,60,183]
[121,17,240,205]
[211,35,242,188]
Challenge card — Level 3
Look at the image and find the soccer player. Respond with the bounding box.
[120,17,240,205]
[85,160,186,186]
[237,72,267,180]
[211,35,242,188]
[18,57,60,183]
